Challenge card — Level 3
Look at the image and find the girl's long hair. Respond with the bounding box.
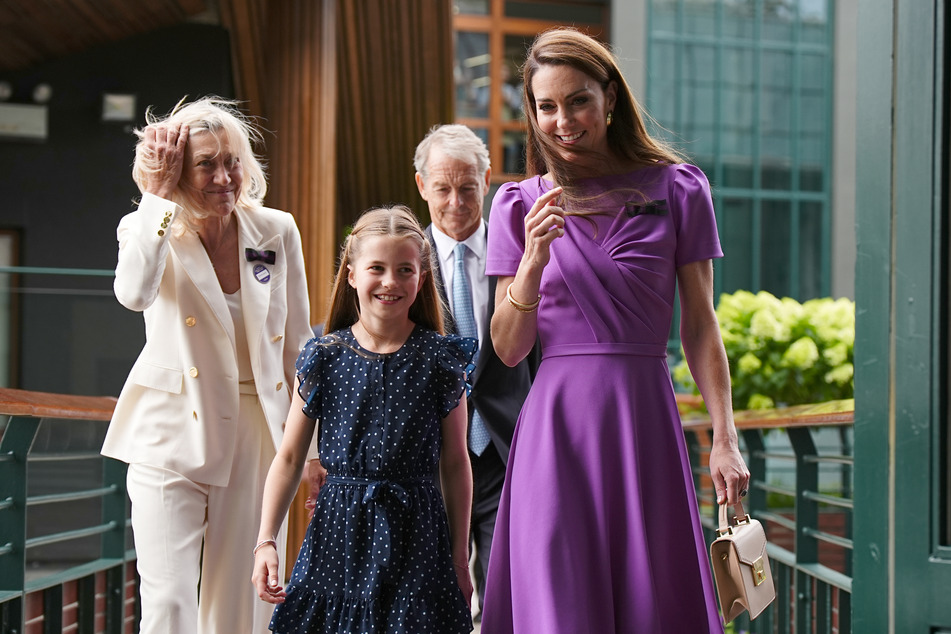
[522,28,685,200]
[323,205,444,335]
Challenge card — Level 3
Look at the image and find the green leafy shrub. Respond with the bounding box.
[673,290,854,410]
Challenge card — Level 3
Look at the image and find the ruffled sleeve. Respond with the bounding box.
[486,180,534,277]
[295,335,326,420]
[670,164,724,267]
[435,334,478,419]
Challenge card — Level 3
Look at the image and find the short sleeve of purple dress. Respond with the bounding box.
[481,164,725,633]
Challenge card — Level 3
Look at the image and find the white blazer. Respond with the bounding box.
[102,193,313,486]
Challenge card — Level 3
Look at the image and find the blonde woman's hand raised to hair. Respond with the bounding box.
[141,122,189,200]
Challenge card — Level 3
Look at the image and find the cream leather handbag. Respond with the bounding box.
[709,500,776,623]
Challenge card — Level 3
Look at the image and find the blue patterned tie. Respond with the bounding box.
[453,243,490,455]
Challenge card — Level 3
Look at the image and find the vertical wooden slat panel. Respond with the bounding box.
[334,0,453,230]
[262,0,339,559]
[218,0,267,115]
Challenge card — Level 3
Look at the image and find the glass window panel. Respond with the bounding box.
[801,17,829,45]
[721,197,754,293]
[761,137,792,177]
[762,161,792,190]
[690,128,717,157]
[453,0,488,15]
[800,164,823,192]
[801,54,826,91]
[455,32,490,120]
[763,1,796,42]
[798,202,823,299]
[647,0,832,303]
[800,135,824,167]
[761,52,792,167]
[681,82,715,131]
[472,127,489,147]
[505,1,604,23]
[722,46,755,82]
[684,44,716,82]
[762,50,793,90]
[800,94,825,135]
[800,0,829,21]
[652,0,678,33]
[649,41,678,79]
[723,159,754,188]
[502,129,527,175]
[503,35,530,122]
[722,48,754,160]
[761,199,791,296]
[648,42,679,118]
[683,0,717,35]
[723,0,755,39]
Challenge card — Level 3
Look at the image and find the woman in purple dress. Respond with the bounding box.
[481,28,750,632]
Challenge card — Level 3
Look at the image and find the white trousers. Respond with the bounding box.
[127,393,286,634]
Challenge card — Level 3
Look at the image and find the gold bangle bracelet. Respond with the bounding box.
[506,283,541,313]
[253,538,277,556]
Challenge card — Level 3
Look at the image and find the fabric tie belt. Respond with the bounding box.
[325,474,432,567]
[542,342,668,360]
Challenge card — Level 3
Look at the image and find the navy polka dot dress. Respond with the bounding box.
[269,325,476,634]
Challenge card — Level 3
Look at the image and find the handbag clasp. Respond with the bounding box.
[751,557,767,586]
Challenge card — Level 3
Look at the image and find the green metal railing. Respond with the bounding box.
[0,388,136,634]
[0,384,854,633]
[682,398,854,633]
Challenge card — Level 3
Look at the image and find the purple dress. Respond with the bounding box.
[481,164,724,633]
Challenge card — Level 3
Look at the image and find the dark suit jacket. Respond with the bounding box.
[426,225,538,464]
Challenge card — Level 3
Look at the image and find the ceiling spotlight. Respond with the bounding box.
[32,83,52,104]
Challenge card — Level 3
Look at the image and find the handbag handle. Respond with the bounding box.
[716,499,751,536]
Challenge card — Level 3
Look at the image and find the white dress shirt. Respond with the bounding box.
[432,221,489,344]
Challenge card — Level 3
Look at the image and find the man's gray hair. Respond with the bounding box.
[413,124,490,181]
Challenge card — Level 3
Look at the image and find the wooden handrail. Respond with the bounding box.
[678,396,855,431]
[0,387,116,421]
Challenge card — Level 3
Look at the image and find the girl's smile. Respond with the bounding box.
[348,236,426,322]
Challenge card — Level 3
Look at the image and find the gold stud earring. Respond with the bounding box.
[606,111,613,126]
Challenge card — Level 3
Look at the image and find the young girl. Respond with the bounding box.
[252,205,475,633]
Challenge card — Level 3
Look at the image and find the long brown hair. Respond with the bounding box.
[522,28,685,198]
[323,205,445,335]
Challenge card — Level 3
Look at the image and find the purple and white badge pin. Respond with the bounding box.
[246,248,275,284]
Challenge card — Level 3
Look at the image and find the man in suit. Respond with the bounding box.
[414,124,536,617]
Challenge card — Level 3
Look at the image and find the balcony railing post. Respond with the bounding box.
[789,426,820,634]
[741,428,767,512]
[102,457,129,633]
[0,415,41,633]
[102,457,128,561]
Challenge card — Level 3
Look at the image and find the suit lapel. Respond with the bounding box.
[427,224,492,385]
[171,229,235,345]
[427,227,458,334]
[236,208,275,370]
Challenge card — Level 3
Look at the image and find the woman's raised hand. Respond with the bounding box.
[141,122,189,200]
[521,186,566,271]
